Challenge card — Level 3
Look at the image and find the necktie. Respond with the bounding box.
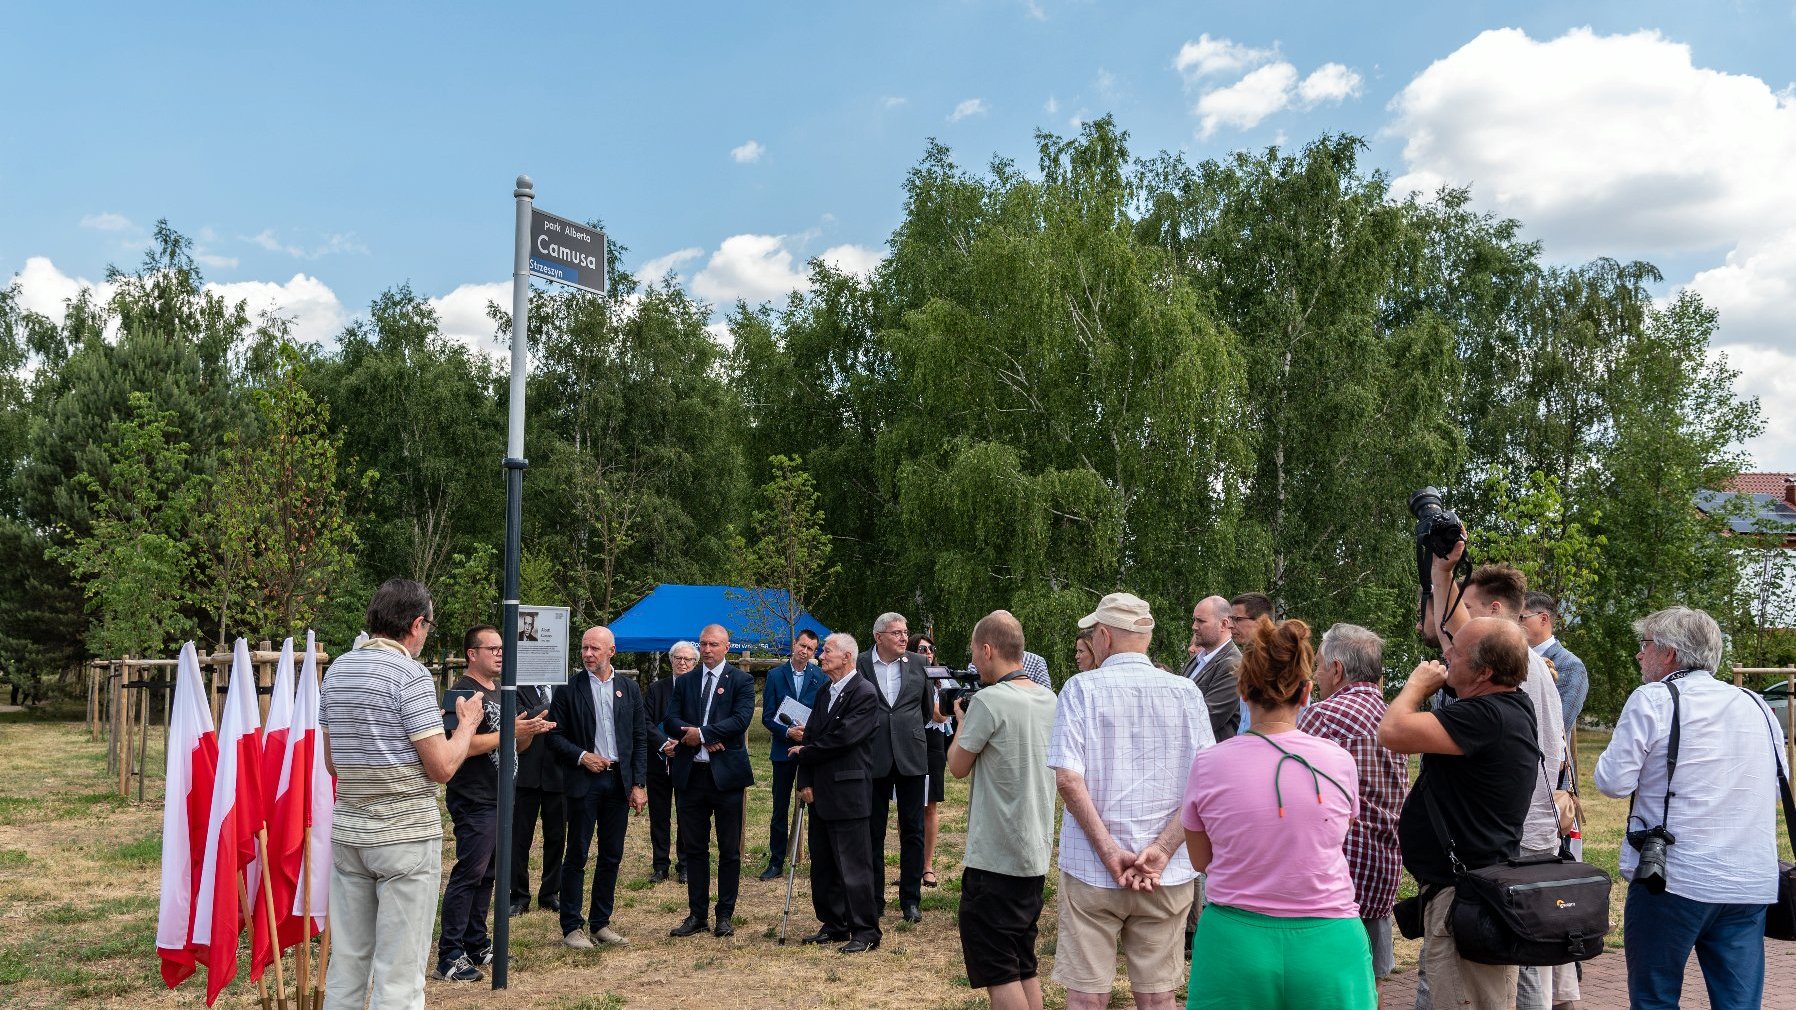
[695,671,718,763]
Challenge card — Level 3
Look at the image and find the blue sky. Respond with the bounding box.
[4,1,1794,465]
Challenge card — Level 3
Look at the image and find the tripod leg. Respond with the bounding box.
[780,800,805,943]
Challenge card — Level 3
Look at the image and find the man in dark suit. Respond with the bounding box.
[509,680,565,915]
[663,623,757,937]
[1180,595,1243,743]
[792,632,881,953]
[857,611,935,923]
[643,640,696,884]
[759,627,829,880]
[546,626,647,948]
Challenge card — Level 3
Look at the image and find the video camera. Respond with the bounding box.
[926,666,980,712]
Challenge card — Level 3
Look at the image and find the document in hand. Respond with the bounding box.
[776,696,813,728]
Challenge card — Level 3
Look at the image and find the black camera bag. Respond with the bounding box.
[1745,689,1796,941]
[1422,757,1612,965]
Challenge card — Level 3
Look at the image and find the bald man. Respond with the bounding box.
[1179,596,1242,743]
[547,626,648,948]
[663,624,757,937]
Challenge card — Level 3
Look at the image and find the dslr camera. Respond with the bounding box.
[1409,487,1464,560]
[1626,824,1675,893]
[927,666,980,713]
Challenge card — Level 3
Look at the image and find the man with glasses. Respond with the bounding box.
[856,612,935,923]
[433,624,555,981]
[1521,592,1588,734]
[665,624,757,937]
[644,641,696,884]
[759,628,828,881]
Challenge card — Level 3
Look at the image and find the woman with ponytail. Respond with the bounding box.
[1178,617,1374,1009]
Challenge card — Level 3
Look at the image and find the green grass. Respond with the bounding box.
[0,848,29,868]
[556,998,625,1010]
[104,834,162,865]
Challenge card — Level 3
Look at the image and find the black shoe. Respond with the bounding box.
[757,864,783,881]
[714,919,736,937]
[539,897,560,913]
[669,915,708,937]
[901,902,922,924]
[507,899,528,917]
[838,938,879,954]
[650,868,669,884]
[676,868,688,884]
[801,929,849,945]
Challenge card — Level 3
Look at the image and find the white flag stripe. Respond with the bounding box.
[193,639,261,946]
[155,643,214,953]
[292,630,332,923]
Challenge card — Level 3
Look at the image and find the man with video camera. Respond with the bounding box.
[1594,606,1789,1010]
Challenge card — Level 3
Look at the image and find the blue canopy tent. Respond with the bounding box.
[608,584,831,656]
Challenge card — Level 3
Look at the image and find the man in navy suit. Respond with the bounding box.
[1522,591,1589,731]
[546,626,647,948]
[663,623,757,937]
[857,611,935,923]
[792,632,881,952]
[643,640,696,884]
[759,628,829,881]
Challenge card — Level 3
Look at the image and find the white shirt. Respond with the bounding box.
[827,670,858,712]
[1594,670,1789,904]
[1187,641,1229,682]
[1047,652,1215,889]
[586,669,617,762]
[873,652,903,705]
[695,662,725,763]
[1517,651,1566,853]
[1533,635,1559,656]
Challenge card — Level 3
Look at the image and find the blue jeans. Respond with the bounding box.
[1623,883,1765,1010]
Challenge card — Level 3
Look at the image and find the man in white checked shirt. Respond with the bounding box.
[1048,593,1215,1010]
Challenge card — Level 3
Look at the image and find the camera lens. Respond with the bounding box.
[1409,487,1444,520]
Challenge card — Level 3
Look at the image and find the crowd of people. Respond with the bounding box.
[315,529,1792,1010]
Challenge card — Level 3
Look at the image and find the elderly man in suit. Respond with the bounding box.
[643,640,696,884]
[760,628,829,881]
[547,626,647,948]
[857,611,935,923]
[663,623,757,937]
[1179,595,1242,744]
[791,632,882,952]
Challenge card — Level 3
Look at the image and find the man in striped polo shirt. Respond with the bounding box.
[321,579,485,1010]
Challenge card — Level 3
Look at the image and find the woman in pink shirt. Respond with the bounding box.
[1180,617,1373,1009]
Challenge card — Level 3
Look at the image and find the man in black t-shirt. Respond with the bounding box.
[1380,618,1538,1010]
[433,625,555,982]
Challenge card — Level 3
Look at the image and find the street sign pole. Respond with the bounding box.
[493,174,533,990]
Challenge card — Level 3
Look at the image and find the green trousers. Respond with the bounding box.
[1186,904,1375,1010]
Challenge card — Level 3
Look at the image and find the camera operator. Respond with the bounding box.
[947,611,1057,1010]
[1380,618,1540,1010]
[1593,606,1789,1010]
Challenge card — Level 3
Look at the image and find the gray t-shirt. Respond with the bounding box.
[957,679,1058,877]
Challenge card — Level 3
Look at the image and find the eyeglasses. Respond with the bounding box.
[1638,637,1657,649]
[917,643,935,654]
[881,629,909,639]
[470,645,503,654]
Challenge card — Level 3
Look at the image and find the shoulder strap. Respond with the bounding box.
[1742,687,1796,854]
[1661,681,1681,829]
[1418,769,1465,875]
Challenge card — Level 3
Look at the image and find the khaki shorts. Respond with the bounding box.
[1052,873,1195,995]
[1422,886,1516,1010]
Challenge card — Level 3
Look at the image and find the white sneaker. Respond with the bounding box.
[562,929,594,949]
[593,926,631,945]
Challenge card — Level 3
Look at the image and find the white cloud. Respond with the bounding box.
[195,252,239,270]
[10,256,117,323]
[1044,96,1059,115]
[427,282,510,358]
[820,244,886,277]
[79,212,133,232]
[691,234,813,305]
[1175,34,1275,81]
[1196,62,1298,137]
[248,229,369,259]
[1712,343,1796,470]
[1299,63,1362,104]
[206,274,348,347]
[1387,28,1796,256]
[948,98,989,123]
[881,96,908,110]
[1688,232,1796,347]
[730,140,765,164]
[637,247,704,284]
[1095,68,1120,101]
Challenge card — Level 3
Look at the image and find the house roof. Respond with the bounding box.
[1695,489,1796,535]
[1727,473,1796,495]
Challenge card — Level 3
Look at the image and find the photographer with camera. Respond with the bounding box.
[1593,606,1789,1010]
[947,611,1057,1010]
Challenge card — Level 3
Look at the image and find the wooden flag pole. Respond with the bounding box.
[255,830,290,1010]
[236,874,276,1010]
[295,825,312,1010]
[313,925,330,1010]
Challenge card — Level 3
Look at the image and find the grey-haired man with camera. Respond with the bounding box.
[1594,606,1788,1010]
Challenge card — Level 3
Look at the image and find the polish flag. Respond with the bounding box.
[191,639,266,1004]
[155,643,218,989]
[248,638,296,976]
[265,631,332,948]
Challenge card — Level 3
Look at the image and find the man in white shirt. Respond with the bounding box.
[1595,606,1789,1010]
[1047,593,1214,1010]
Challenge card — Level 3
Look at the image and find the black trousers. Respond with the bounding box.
[676,761,744,922]
[559,770,629,935]
[810,811,879,943]
[509,784,565,907]
[646,767,685,874]
[767,759,799,868]
[438,793,496,962]
[868,769,927,906]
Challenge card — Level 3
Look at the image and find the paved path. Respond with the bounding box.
[1375,939,1796,1008]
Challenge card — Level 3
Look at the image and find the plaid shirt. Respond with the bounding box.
[1296,683,1407,917]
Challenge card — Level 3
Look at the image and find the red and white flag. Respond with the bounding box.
[191,638,266,1004]
[156,642,219,989]
[262,631,332,949]
[248,638,296,975]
